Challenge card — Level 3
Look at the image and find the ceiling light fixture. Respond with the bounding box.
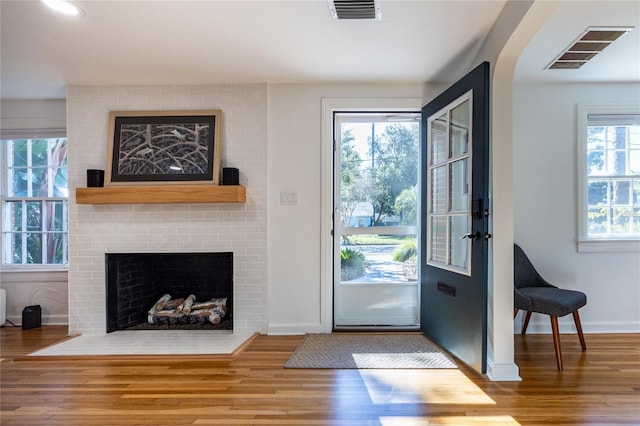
[546,26,634,70]
[41,0,86,17]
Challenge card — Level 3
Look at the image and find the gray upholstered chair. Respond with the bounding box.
[514,244,587,370]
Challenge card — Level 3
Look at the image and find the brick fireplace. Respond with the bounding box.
[66,83,268,336]
[106,252,233,333]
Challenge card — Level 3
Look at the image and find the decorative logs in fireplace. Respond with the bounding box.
[106,252,233,333]
[148,294,228,325]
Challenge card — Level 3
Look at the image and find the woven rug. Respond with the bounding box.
[284,333,456,369]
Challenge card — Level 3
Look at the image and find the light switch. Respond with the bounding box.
[280,191,298,205]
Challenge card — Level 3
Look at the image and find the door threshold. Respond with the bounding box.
[333,325,421,332]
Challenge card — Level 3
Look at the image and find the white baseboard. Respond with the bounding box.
[486,359,521,381]
[267,322,324,335]
[5,314,68,327]
[515,318,640,334]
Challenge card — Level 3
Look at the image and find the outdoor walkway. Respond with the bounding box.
[344,244,415,283]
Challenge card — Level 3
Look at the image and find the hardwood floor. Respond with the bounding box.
[1,326,638,425]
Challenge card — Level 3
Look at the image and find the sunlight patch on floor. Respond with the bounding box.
[379,415,520,425]
[359,369,496,405]
[352,351,456,369]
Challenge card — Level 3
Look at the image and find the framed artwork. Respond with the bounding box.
[105,110,221,185]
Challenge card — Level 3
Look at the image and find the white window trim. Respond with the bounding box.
[1,135,70,269]
[577,103,640,253]
[425,91,473,276]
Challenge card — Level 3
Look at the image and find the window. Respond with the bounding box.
[1,137,69,266]
[578,105,640,252]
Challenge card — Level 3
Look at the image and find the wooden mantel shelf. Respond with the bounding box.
[76,185,246,204]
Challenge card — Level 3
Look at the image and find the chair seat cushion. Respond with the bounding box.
[518,287,587,317]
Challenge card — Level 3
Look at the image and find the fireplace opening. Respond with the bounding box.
[106,252,233,333]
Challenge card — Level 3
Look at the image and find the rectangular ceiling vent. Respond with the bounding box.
[328,0,381,20]
[546,26,634,69]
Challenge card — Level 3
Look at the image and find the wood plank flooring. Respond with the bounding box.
[1,326,639,425]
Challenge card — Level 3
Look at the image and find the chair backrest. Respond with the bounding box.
[514,244,554,289]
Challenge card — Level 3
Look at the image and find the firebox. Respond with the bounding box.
[105,252,233,333]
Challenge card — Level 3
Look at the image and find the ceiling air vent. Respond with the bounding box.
[546,26,634,69]
[328,0,381,20]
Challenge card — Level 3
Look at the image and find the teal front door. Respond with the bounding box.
[420,62,490,374]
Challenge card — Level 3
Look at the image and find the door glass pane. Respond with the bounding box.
[431,113,448,165]
[450,159,468,212]
[339,120,419,228]
[450,100,470,157]
[449,215,469,268]
[430,216,446,264]
[341,235,417,283]
[431,166,447,213]
[336,112,420,288]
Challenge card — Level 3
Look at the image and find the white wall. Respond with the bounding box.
[466,0,545,381]
[513,82,640,333]
[0,99,69,326]
[266,83,443,334]
[66,84,268,335]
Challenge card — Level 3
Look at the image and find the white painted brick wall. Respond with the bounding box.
[66,84,267,335]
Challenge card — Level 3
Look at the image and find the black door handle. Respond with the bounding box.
[460,231,480,240]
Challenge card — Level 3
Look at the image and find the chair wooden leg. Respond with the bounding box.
[521,311,532,335]
[550,315,563,371]
[573,310,587,352]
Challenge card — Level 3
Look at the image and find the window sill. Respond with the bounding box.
[577,239,640,253]
[0,265,68,272]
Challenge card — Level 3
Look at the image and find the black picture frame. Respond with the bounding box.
[106,110,221,185]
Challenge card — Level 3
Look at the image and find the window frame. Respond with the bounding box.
[577,104,640,253]
[1,131,69,271]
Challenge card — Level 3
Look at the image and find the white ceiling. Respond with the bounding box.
[516,0,639,83]
[1,0,638,100]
